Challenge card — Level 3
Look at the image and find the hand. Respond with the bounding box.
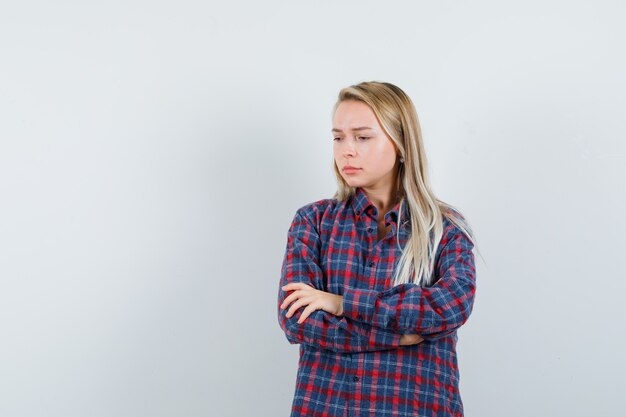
[399,334,424,346]
[280,282,343,324]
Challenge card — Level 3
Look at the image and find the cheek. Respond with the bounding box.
[372,145,398,170]
[369,141,392,158]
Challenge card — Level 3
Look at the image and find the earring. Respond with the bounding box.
[399,157,404,163]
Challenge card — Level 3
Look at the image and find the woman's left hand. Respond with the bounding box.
[280,282,343,324]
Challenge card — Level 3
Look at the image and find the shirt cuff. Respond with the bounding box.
[342,286,379,324]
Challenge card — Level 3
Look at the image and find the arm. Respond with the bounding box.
[277,210,404,353]
[341,225,476,341]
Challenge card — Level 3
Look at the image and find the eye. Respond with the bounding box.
[333,137,341,141]
[357,136,370,141]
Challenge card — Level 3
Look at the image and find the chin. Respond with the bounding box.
[343,178,365,188]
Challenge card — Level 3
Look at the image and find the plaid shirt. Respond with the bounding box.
[277,186,477,417]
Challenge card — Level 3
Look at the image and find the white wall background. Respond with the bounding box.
[1,1,624,416]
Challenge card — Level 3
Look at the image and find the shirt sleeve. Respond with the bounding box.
[341,225,476,340]
[277,210,403,353]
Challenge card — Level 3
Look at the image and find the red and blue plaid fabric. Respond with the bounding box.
[277,186,477,417]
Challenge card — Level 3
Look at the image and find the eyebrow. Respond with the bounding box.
[331,126,374,133]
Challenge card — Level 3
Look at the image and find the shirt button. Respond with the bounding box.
[353,376,359,382]
[368,261,375,267]
[366,227,373,233]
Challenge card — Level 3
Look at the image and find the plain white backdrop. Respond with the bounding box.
[1,1,625,416]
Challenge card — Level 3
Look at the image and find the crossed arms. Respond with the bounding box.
[277,210,476,354]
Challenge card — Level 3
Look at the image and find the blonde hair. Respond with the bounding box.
[331,81,480,287]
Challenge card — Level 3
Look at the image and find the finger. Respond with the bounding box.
[281,289,311,310]
[282,282,309,291]
[286,297,307,318]
[280,290,301,310]
[297,303,319,324]
[286,295,316,318]
[286,295,315,318]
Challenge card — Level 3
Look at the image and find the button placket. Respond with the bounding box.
[367,239,382,271]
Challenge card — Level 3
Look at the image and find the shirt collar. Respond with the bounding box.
[350,186,411,226]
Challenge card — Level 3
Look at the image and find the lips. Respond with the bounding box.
[343,166,361,171]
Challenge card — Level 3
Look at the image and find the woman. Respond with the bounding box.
[277,81,478,417]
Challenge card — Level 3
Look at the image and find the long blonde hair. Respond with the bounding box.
[331,81,479,287]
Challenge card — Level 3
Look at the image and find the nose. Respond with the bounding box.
[342,139,356,158]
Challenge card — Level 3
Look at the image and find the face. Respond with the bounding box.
[332,99,399,190]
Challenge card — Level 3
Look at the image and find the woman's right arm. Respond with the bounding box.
[278,209,411,353]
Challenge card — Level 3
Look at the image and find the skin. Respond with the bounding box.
[280,99,423,347]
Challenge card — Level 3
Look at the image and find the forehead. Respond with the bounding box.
[332,100,380,131]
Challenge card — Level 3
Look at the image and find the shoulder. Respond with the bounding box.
[440,207,474,249]
[294,197,341,228]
